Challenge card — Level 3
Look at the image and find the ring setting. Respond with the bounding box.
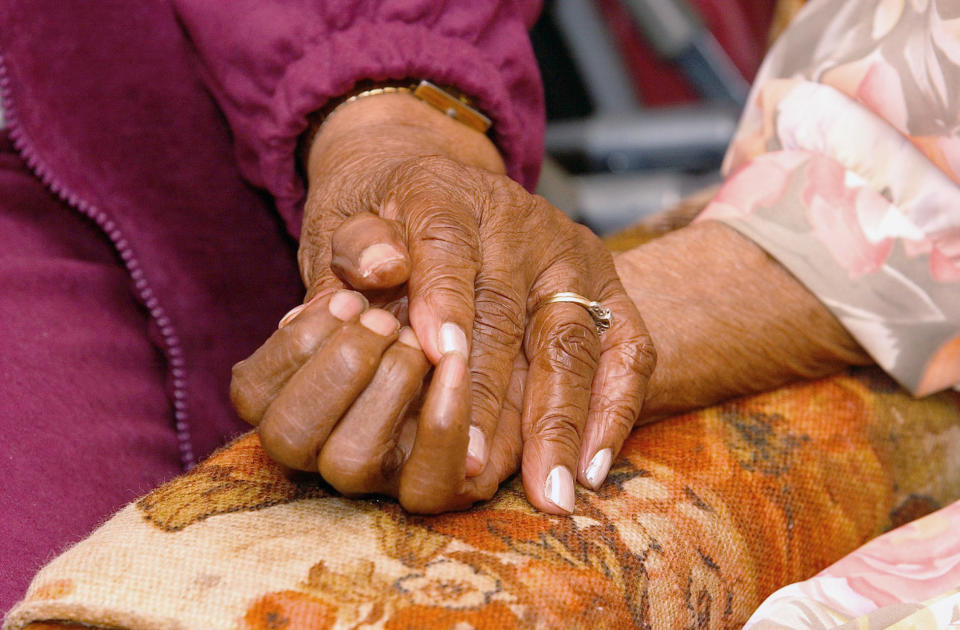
[537,292,614,333]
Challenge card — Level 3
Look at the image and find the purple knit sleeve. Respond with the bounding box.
[172,0,545,236]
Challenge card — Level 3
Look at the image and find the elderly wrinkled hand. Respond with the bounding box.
[231,290,526,513]
[231,91,655,514]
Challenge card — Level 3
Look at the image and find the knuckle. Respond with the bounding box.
[637,340,657,375]
[416,268,477,310]
[258,417,312,471]
[550,224,609,269]
[572,221,599,244]
[230,363,267,422]
[603,305,657,378]
[593,393,642,435]
[542,320,601,374]
[417,210,477,242]
[623,333,657,377]
[415,224,481,271]
[607,403,641,434]
[229,361,249,397]
[474,281,524,337]
[469,311,523,416]
[469,372,505,422]
[277,323,322,358]
[230,359,248,382]
[229,381,255,422]
[533,407,585,449]
[387,158,490,247]
[488,178,536,218]
[377,349,419,382]
[332,334,381,375]
[319,450,383,496]
[260,405,297,440]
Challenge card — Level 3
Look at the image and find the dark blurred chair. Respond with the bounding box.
[533,0,779,233]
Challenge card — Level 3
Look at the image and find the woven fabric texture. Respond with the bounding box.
[6,367,960,630]
[746,497,960,628]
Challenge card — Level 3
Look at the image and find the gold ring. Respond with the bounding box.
[536,292,613,333]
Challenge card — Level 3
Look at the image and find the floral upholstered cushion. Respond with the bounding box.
[6,368,960,629]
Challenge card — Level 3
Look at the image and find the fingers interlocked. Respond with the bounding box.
[381,167,655,513]
[230,289,522,513]
[350,162,656,514]
[239,153,657,515]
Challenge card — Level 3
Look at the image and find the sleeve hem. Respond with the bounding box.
[241,21,544,237]
[714,212,958,397]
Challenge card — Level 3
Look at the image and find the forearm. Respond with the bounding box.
[615,221,872,421]
[706,0,960,395]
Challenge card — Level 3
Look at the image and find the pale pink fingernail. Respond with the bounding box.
[278,304,306,328]
[329,291,367,321]
[398,327,421,349]
[359,309,400,336]
[437,352,467,388]
[359,243,404,278]
[467,426,486,465]
[438,322,468,357]
[544,465,575,513]
[584,448,612,490]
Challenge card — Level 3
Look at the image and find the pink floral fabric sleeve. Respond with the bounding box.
[698,0,960,395]
[744,499,960,629]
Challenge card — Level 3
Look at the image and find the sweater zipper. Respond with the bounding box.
[0,54,195,470]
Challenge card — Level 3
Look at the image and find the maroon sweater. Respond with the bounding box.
[0,0,544,466]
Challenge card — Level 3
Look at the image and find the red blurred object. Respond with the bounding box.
[595,0,775,106]
[694,0,773,79]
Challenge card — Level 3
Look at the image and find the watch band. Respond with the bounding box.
[326,80,491,134]
[299,79,492,168]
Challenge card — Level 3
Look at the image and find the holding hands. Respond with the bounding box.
[231,289,525,513]
[231,90,655,514]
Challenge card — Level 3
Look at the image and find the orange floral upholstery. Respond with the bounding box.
[9,367,960,630]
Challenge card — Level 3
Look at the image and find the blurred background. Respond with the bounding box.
[530,0,781,235]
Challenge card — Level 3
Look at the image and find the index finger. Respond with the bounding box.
[381,158,482,365]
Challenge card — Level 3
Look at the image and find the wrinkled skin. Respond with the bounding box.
[231,291,526,512]
[231,93,872,516]
[232,93,655,514]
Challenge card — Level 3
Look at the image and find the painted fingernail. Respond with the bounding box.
[544,465,575,514]
[329,291,367,321]
[584,448,612,490]
[278,303,306,328]
[360,309,400,336]
[397,327,421,349]
[438,322,468,357]
[359,243,404,278]
[438,351,467,388]
[467,425,486,465]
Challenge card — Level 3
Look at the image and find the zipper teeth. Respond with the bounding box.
[0,54,195,470]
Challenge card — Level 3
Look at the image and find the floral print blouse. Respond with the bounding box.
[699,0,960,395]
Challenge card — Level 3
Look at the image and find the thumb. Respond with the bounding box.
[330,212,412,291]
